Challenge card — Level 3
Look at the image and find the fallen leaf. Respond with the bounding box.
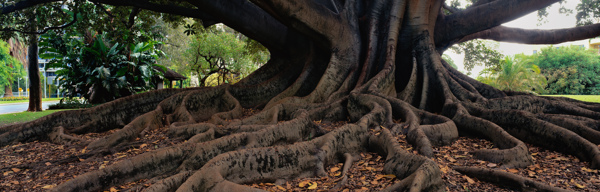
[11,181,19,185]
[507,168,519,173]
[446,156,457,163]
[371,180,379,185]
[276,185,286,191]
[462,175,475,184]
[330,167,340,172]
[487,163,497,168]
[11,168,20,173]
[307,182,317,189]
[574,183,585,189]
[110,187,119,192]
[45,162,52,166]
[42,185,55,189]
[81,147,86,153]
[581,167,598,173]
[140,144,147,148]
[298,180,311,188]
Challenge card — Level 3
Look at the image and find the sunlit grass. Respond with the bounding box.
[0,109,74,126]
[543,95,600,103]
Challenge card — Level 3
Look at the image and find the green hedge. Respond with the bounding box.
[0,96,28,101]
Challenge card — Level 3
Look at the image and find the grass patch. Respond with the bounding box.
[0,109,74,126]
[0,98,63,105]
[543,95,600,103]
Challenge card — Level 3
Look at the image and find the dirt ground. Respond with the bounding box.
[1,116,598,191]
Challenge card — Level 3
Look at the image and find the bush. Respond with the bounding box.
[48,98,94,109]
[0,96,28,101]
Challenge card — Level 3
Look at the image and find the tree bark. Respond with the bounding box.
[26,11,42,112]
[3,85,13,97]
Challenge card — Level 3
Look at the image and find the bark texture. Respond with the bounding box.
[2,0,600,191]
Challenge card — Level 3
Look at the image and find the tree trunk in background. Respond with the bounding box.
[3,86,13,97]
[27,12,42,111]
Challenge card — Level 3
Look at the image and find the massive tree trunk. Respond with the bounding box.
[2,0,600,191]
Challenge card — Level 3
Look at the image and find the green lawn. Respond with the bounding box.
[0,109,74,126]
[543,95,600,103]
[0,98,63,105]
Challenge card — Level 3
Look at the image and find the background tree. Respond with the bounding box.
[449,39,504,75]
[0,1,82,111]
[477,55,547,94]
[3,0,600,191]
[532,45,600,95]
[185,25,258,87]
[0,39,24,97]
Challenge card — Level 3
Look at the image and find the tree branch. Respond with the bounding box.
[2,0,292,53]
[0,0,56,14]
[0,12,77,34]
[127,7,141,29]
[249,0,340,40]
[92,2,129,27]
[458,24,600,45]
[185,0,290,53]
[435,0,560,49]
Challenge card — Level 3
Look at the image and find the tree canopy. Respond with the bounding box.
[2,0,600,191]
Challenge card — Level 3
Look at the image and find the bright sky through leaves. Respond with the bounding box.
[447,0,584,77]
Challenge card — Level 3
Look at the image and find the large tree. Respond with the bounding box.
[2,0,600,191]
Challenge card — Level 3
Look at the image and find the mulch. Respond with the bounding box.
[1,117,598,191]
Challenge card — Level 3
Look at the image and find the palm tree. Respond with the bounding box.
[477,55,546,94]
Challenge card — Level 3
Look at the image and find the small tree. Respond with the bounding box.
[186,26,256,87]
[0,39,24,96]
[477,55,547,94]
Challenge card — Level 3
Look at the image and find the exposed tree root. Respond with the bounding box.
[454,166,572,192]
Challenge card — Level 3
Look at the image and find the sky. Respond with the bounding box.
[445,0,584,77]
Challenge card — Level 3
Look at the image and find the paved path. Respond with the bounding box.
[0,101,60,114]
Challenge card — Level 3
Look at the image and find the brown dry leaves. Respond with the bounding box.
[252,152,398,191]
[0,126,182,191]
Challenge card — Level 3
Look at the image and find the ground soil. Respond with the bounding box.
[1,109,598,192]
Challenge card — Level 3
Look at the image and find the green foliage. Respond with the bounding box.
[576,0,600,26]
[530,45,600,95]
[449,40,504,75]
[477,55,547,94]
[39,31,164,103]
[48,98,93,110]
[0,40,25,94]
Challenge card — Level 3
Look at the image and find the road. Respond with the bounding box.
[0,101,60,114]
